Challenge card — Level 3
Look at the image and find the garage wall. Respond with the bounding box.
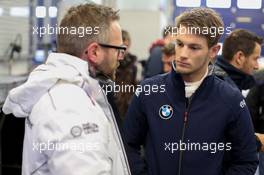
[0,0,30,75]
[0,0,29,60]
[119,10,165,60]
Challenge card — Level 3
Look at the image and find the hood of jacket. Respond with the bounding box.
[214,56,256,90]
[2,53,93,118]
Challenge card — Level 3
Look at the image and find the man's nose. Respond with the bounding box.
[118,55,124,61]
[178,47,189,60]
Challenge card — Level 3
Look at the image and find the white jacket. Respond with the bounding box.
[3,53,131,175]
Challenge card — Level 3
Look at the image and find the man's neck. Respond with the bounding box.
[183,67,209,98]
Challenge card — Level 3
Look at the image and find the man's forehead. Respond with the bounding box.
[109,21,122,44]
[251,43,262,54]
[110,21,121,33]
[176,36,205,46]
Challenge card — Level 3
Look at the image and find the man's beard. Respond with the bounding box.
[89,63,117,81]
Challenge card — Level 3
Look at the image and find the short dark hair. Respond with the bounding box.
[57,3,119,57]
[222,29,263,61]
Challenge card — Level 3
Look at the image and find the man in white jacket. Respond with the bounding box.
[2,3,131,175]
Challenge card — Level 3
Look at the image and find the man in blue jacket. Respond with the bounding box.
[214,29,262,92]
[214,29,263,175]
[124,8,258,175]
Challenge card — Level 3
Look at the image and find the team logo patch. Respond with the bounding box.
[159,105,173,120]
[71,126,83,137]
[70,122,99,138]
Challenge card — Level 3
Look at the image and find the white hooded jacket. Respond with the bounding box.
[3,53,131,175]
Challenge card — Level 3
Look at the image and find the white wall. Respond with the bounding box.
[117,0,170,60]
[117,0,161,10]
[0,60,29,75]
[119,10,165,60]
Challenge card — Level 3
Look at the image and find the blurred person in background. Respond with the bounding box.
[161,42,175,73]
[215,29,261,91]
[144,25,175,78]
[247,68,264,175]
[214,28,263,175]
[115,30,138,119]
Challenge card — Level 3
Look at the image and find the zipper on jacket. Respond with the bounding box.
[101,88,132,175]
[178,97,192,175]
[176,71,210,175]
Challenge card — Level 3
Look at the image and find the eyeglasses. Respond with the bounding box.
[98,43,127,59]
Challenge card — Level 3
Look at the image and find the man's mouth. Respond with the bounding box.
[176,60,190,67]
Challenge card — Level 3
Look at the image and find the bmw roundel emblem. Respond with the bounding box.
[159,105,173,120]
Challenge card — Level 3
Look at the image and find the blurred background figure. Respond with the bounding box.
[214,28,263,175]
[115,30,138,119]
[144,25,175,78]
[247,68,264,175]
[161,42,175,73]
[215,29,261,91]
[247,69,264,134]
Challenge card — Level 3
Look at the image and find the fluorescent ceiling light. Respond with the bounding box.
[237,0,262,9]
[10,7,29,17]
[206,0,231,8]
[36,6,46,18]
[176,0,201,7]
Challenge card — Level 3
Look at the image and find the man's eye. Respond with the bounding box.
[176,42,183,47]
[190,47,200,50]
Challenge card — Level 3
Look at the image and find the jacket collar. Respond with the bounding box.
[165,61,215,104]
[215,56,256,90]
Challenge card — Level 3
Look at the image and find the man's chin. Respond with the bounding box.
[175,68,191,75]
[95,65,115,80]
[105,71,116,81]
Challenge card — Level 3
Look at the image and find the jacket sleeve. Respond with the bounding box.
[123,93,148,175]
[224,96,258,175]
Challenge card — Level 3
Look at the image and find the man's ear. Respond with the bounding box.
[233,51,246,67]
[209,44,221,62]
[82,42,101,65]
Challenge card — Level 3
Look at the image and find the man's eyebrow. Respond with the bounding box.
[188,43,202,48]
[176,39,202,47]
[175,39,182,43]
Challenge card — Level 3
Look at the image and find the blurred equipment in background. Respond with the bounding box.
[3,34,22,75]
[33,43,53,64]
[4,34,22,61]
[0,76,27,175]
